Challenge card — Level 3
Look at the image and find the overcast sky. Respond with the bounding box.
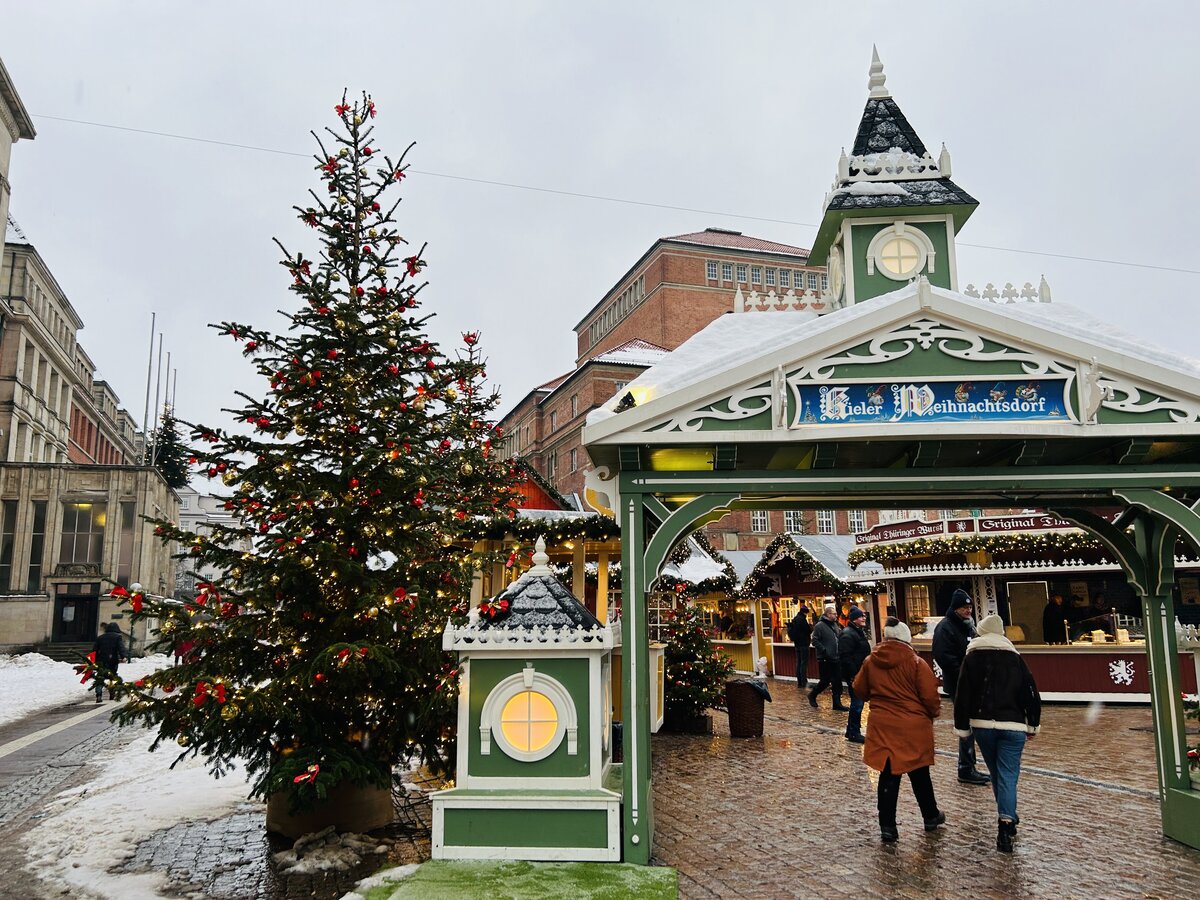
[3,2,1197,439]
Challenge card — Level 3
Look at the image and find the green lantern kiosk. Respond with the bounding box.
[432,537,622,861]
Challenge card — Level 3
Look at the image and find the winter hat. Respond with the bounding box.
[848,607,866,622]
[977,613,1005,636]
[884,616,912,644]
[949,589,972,612]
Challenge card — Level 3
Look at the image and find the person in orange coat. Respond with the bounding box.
[853,616,945,843]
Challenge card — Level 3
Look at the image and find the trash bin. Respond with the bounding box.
[725,679,766,737]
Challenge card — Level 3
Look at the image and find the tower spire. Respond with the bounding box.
[868,45,890,99]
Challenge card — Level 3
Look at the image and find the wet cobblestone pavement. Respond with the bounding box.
[651,680,1200,899]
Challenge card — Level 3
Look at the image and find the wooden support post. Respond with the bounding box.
[596,551,609,623]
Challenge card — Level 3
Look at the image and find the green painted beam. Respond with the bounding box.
[1014,440,1047,467]
[812,443,838,469]
[714,445,738,471]
[911,441,942,468]
[619,447,642,471]
[1118,438,1155,465]
[619,493,652,864]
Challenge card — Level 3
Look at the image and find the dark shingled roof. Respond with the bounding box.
[851,97,928,157]
[825,178,977,213]
[482,571,602,631]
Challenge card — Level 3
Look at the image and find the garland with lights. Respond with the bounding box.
[847,531,1119,569]
[466,512,620,544]
[109,94,521,812]
[737,533,856,600]
[662,603,735,719]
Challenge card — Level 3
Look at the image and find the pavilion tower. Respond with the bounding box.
[808,47,978,306]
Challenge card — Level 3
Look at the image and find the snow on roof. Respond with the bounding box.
[788,533,881,582]
[662,552,726,584]
[664,228,810,258]
[824,178,975,211]
[587,280,1200,426]
[589,338,670,368]
[722,550,766,586]
[831,181,910,198]
[515,508,604,523]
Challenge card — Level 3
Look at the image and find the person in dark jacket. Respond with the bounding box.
[932,589,990,785]
[954,614,1041,852]
[91,622,129,703]
[787,602,813,689]
[808,604,848,711]
[838,606,872,742]
[1042,593,1069,644]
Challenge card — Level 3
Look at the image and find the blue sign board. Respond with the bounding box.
[794,378,1069,425]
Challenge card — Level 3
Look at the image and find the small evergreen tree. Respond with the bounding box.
[109,93,521,809]
[146,406,190,489]
[663,603,735,719]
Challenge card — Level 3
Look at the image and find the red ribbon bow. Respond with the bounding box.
[293,764,320,784]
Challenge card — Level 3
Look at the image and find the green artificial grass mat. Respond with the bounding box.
[363,859,677,899]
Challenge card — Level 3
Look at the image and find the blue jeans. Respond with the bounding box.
[974,728,1027,822]
[845,683,865,737]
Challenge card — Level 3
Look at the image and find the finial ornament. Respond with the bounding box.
[528,536,551,574]
[868,45,890,99]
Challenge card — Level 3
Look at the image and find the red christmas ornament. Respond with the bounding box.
[462,332,479,345]
[314,672,326,683]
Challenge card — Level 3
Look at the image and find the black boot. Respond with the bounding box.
[807,691,818,708]
[997,819,1015,853]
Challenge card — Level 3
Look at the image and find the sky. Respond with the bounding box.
[2,1,1198,440]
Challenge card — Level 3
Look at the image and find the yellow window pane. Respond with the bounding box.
[527,720,557,752]
[527,691,557,722]
[500,691,531,724]
[501,719,531,752]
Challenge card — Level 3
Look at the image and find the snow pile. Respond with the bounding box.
[21,729,254,899]
[272,825,388,874]
[340,864,420,900]
[0,653,172,727]
[831,182,909,197]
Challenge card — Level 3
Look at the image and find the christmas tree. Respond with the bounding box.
[662,603,734,720]
[145,405,190,490]
[109,93,521,810]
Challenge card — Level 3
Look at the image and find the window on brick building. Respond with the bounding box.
[721,262,733,281]
[751,266,762,284]
[614,381,627,392]
[547,451,557,479]
[550,411,557,431]
[751,511,769,533]
[795,270,807,289]
[779,270,790,288]
[821,273,829,291]
[736,264,747,283]
[817,510,835,535]
[571,394,578,417]
[940,509,955,521]
[783,510,804,533]
[848,510,866,534]
[765,268,776,286]
[570,448,577,471]
[808,272,820,291]
[706,260,718,280]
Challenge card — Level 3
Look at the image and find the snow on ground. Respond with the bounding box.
[21,728,255,900]
[0,653,172,727]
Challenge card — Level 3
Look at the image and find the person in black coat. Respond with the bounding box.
[787,602,813,690]
[932,589,990,785]
[1042,593,1069,644]
[91,622,129,703]
[838,607,871,742]
[808,604,848,711]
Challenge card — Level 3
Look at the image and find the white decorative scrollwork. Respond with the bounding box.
[647,381,774,433]
[1097,380,1200,423]
[443,620,619,650]
[787,318,1078,383]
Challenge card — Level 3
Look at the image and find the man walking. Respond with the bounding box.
[787,601,812,689]
[933,589,990,785]
[92,622,129,703]
[808,603,848,711]
[839,606,871,742]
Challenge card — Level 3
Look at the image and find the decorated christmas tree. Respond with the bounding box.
[145,405,191,490]
[662,603,734,721]
[107,93,521,810]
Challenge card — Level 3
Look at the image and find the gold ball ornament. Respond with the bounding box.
[220,704,240,721]
[177,735,190,747]
[301,556,315,568]
[460,462,474,476]
[445,388,458,401]
[338,148,349,158]
[440,533,454,547]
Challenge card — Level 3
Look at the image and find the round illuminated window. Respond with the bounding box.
[878,237,921,278]
[500,690,559,754]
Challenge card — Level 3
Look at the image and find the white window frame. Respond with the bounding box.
[721,262,733,282]
[807,272,819,290]
[848,509,866,534]
[571,394,578,417]
[765,268,776,287]
[779,270,790,288]
[570,448,577,472]
[783,510,804,533]
[817,510,835,535]
[750,510,769,533]
[479,665,578,762]
[736,264,747,283]
[706,260,718,280]
[751,266,762,284]
[866,222,936,281]
[550,411,557,431]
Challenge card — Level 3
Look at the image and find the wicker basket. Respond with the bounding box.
[725,680,765,737]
